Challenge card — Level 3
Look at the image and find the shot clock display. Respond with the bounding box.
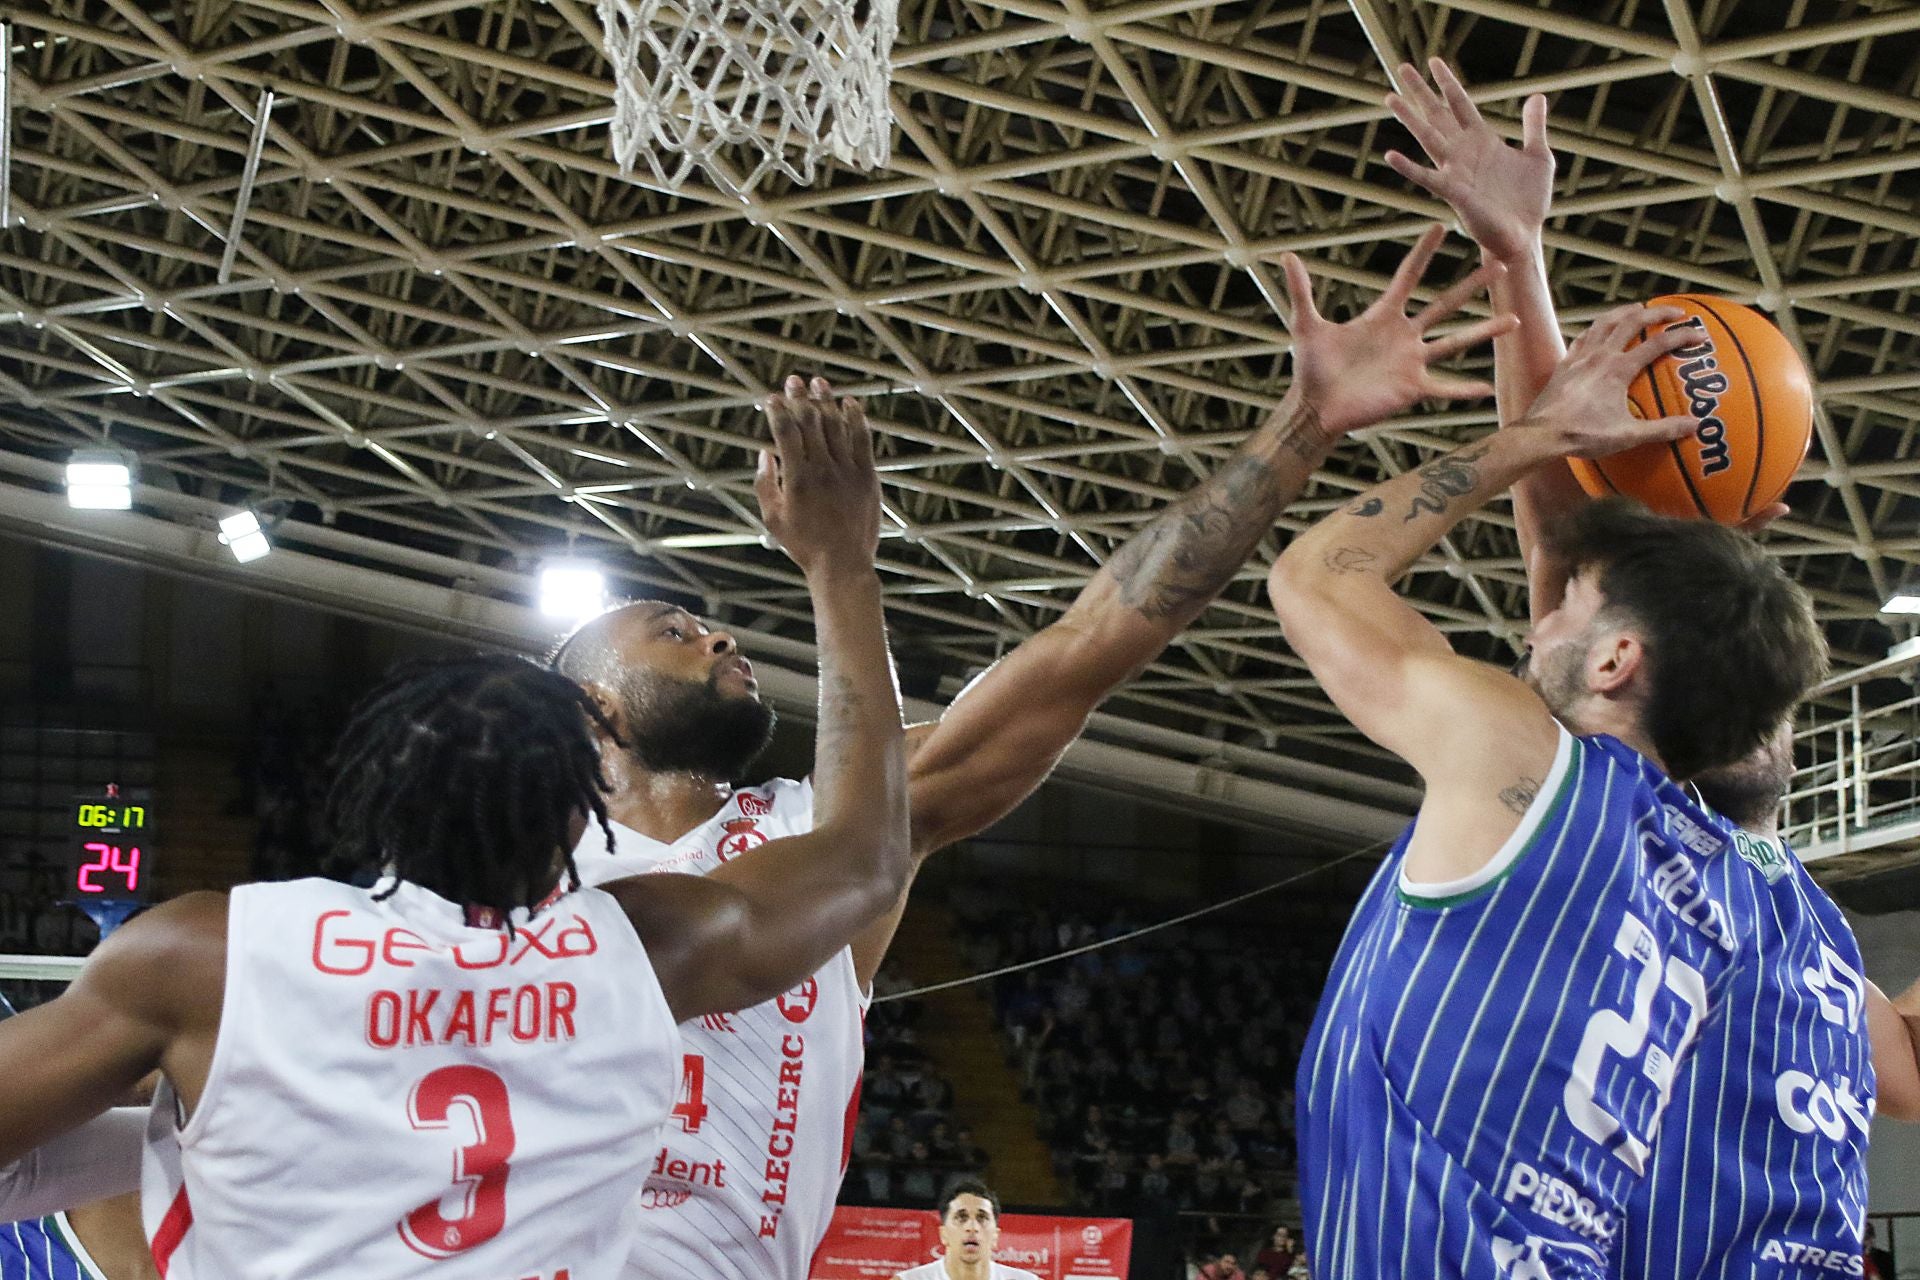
[64,787,152,902]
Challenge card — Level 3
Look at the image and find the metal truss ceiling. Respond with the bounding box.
[1,0,1918,785]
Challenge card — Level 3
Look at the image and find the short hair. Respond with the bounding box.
[1552,499,1827,780]
[937,1176,1001,1221]
[324,655,616,915]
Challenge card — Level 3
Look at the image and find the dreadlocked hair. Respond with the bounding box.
[322,653,618,917]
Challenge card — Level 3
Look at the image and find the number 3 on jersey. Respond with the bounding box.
[1564,911,1709,1173]
[400,1066,517,1259]
[672,1054,709,1133]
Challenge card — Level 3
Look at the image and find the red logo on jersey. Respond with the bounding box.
[776,978,819,1025]
[737,792,773,818]
[716,818,767,863]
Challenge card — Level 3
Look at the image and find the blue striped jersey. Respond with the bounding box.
[0,1215,106,1280]
[1616,830,1873,1280]
[1298,728,1749,1280]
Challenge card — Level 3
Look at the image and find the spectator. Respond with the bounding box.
[900,1141,938,1204]
[1255,1226,1297,1276]
[1198,1253,1246,1280]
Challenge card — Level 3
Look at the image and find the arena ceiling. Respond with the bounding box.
[0,0,1917,826]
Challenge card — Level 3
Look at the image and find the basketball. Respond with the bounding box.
[1567,295,1813,523]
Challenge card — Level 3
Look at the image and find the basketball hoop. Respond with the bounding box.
[596,0,898,192]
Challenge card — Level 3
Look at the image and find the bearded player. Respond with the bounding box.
[1385,58,1920,1276]
[1274,250,1830,1280]
[0,385,915,1279]
[893,1179,1040,1280]
[552,241,1516,1280]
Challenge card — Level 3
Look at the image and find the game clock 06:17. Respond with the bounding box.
[74,802,149,832]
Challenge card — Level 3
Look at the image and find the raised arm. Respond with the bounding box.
[0,892,224,1168]
[1385,59,1579,619]
[1267,300,1698,883]
[1385,60,1783,618]
[851,227,1514,983]
[1868,976,1920,1123]
[613,383,911,1023]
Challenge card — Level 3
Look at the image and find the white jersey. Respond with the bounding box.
[897,1261,1044,1280]
[141,877,679,1280]
[571,779,870,1280]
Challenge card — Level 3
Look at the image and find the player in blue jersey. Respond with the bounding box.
[1268,216,1830,1275]
[1379,59,1920,1278]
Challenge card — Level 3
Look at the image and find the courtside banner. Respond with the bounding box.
[810,1205,1132,1279]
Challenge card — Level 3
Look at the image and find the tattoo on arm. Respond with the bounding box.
[1403,442,1495,523]
[1498,776,1541,815]
[1322,546,1378,575]
[1108,454,1287,621]
[1347,497,1384,517]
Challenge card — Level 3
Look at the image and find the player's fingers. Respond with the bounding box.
[1420,373,1496,402]
[1280,253,1322,332]
[1383,225,1448,309]
[1384,150,1449,198]
[1386,94,1452,160]
[1413,260,1505,333]
[765,395,807,465]
[1430,59,1482,129]
[1619,320,1703,373]
[1424,313,1520,361]
[787,391,827,465]
[841,396,876,470]
[1737,502,1790,534]
[1604,413,1699,453]
[809,375,834,400]
[753,448,782,517]
[1396,62,1449,127]
[1521,93,1551,155]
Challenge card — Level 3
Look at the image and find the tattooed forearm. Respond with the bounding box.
[1106,399,1337,621]
[1322,546,1378,575]
[1109,454,1287,621]
[1498,775,1540,815]
[1403,441,1495,523]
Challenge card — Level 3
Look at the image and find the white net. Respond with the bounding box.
[597,0,898,192]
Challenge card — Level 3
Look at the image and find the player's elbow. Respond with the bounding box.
[1266,549,1331,632]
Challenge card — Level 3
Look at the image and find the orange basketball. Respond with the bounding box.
[1567,295,1813,523]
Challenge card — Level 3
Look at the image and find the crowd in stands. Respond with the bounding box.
[843,965,984,1207]
[952,885,1342,1275]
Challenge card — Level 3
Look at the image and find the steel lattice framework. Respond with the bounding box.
[0,0,1917,797]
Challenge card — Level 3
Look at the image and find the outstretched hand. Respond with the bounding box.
[1281,224,1517,437]
[1386,59,1554,265]
[755,375,882,577]
[1512,304,1702,458]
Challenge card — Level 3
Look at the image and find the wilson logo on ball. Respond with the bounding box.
[1669,321,1731,478]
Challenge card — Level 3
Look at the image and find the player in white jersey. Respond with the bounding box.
[894,1179,1042,1280]
[549,273,1522,1279]
[0,387,917,1280]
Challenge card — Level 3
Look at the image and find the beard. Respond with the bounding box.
[1692,722,1794,830]
[1519,636,1588,720]
[616,667,777,781]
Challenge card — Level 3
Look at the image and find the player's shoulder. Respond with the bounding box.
[998,1267,1045,1280]
[737,776,812,815]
